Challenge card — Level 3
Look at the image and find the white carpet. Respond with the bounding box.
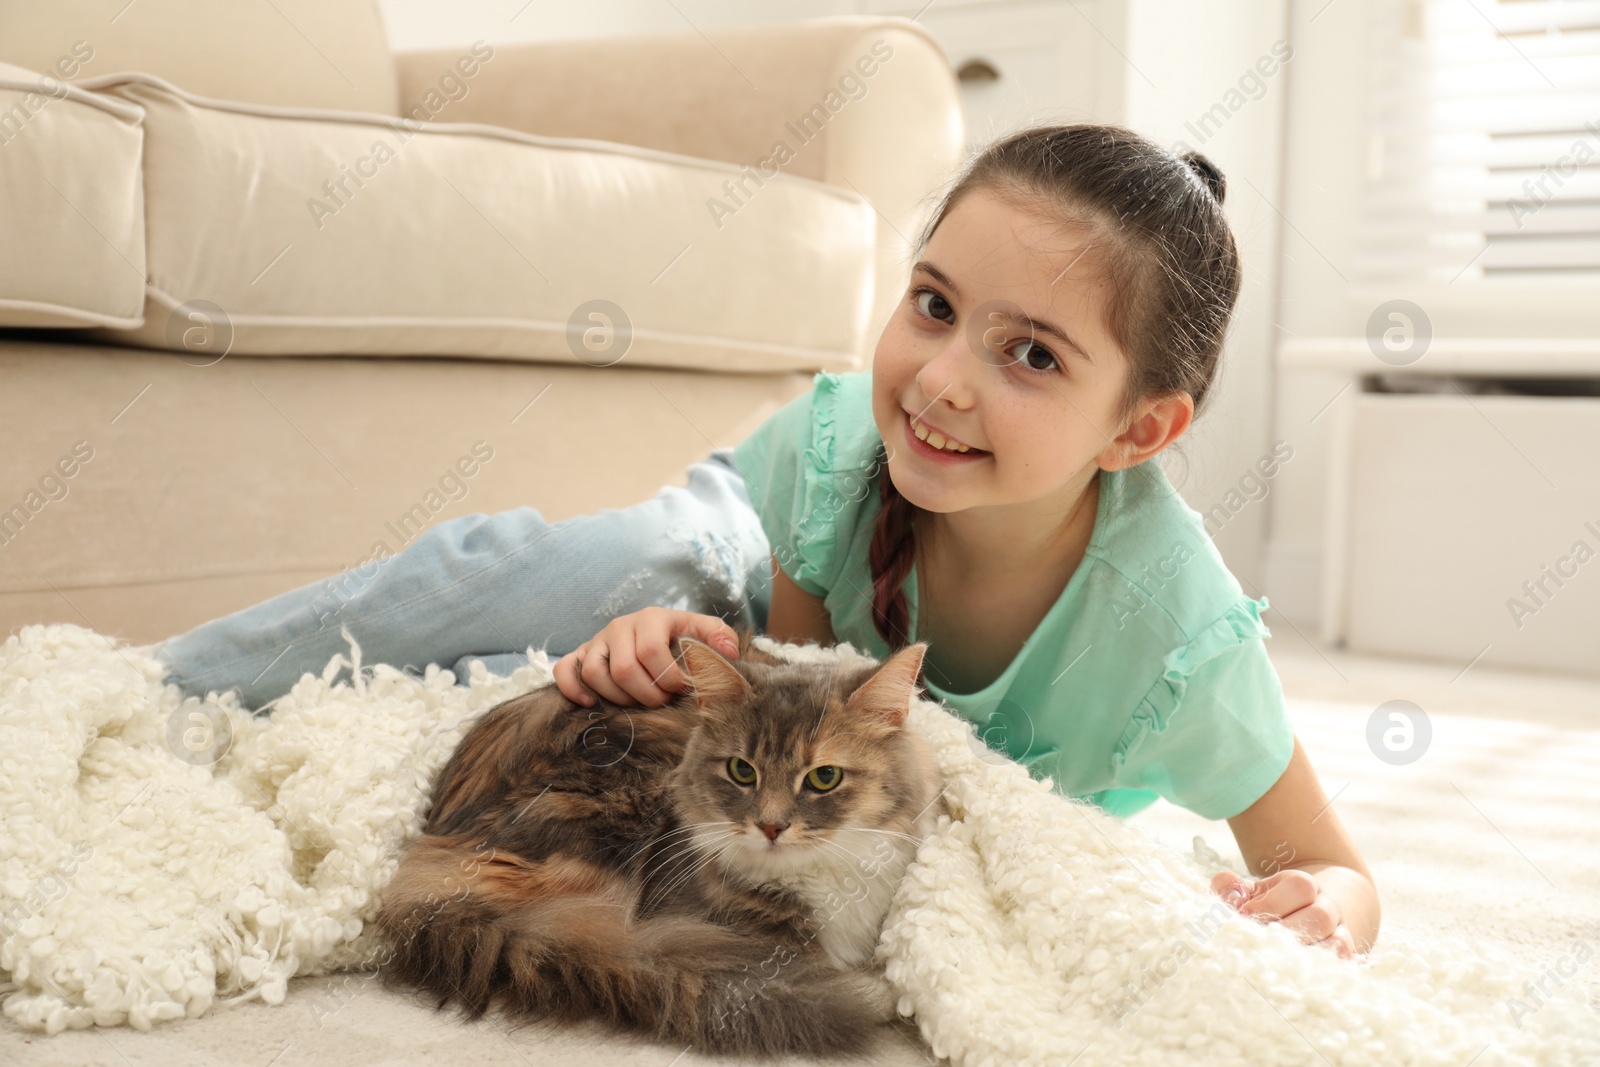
[3,623,1598,1066]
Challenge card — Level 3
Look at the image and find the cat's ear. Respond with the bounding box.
[676,637,752,708]
[844,642,927,728]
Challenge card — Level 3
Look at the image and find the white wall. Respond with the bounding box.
[1119,0,1290,596]
[1262,0,1381,626]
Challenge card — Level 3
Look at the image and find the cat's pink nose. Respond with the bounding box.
[757,821,788,842]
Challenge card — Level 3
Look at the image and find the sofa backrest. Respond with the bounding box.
[0,0,398,114]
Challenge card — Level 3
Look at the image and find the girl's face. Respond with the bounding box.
[871,187,1135,516]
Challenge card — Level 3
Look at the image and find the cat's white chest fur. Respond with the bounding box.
[775,828,924,969]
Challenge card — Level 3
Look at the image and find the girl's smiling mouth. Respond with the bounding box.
[904,410,990,461]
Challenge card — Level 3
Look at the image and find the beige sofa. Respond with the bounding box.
[0,1,964,648]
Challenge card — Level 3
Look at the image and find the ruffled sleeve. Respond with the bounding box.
[731,371,873,598]
[1108,595,1297,820]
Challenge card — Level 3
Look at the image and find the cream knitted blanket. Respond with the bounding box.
[1,624,1595,1065]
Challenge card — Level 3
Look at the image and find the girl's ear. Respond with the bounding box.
[845,642,928,728]
[676,637,752,707]
[1097,390,1194,471]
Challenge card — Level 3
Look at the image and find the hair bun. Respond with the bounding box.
[1181,152,1226,205]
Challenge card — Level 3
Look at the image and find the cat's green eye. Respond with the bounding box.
[805,765,843,792]
[727,757,758,785]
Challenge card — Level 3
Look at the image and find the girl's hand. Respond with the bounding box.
[553,607,742,709]
[1211,870,1356,960]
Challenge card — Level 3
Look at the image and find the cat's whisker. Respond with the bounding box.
[814,836,876,870]
[651,834,741,904]
[632,821,723,855]
[623,821,732,870]
[642,833,730,889]
[640,829,739,904]
[638,832,723,890]
[838,825,925,844]
[683,845,746,903]
[636,820,735,858]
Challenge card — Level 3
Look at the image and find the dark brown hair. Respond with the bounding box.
[869,123,1242,652]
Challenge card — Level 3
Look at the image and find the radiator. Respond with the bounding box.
[1323,385,1600,677]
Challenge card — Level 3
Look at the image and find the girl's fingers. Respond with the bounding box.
[577,641,634,707]
[677,612,742,659]
[1313,928,1355,959]
[1238,870,1318,923]
[634,613,689,697]
[606,624,673,707]
[559,609,740,710]
[1213,870,1352,958]
[554,647,594,706]
[631,609,738,701]
[1210,871,1249,909]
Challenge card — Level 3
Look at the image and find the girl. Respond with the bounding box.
[153,124,1377,961]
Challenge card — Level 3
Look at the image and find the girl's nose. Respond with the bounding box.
[915,334,978,410]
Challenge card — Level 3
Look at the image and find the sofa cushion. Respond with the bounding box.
[0,62,145,329]
[75,73,877,374]
[0,335,815,645]
[395,18,966,378]
[0,0,397,115]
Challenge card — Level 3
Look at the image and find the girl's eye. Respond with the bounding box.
[1008,338,1061,373]
[911,287,953,323]
[915,287,1062,375]
[804,765,843,792]
[727,757,757,785]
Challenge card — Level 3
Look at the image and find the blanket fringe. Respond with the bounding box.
[0,622,541,1034]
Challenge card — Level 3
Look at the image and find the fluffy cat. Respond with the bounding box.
[374,630,942,1057]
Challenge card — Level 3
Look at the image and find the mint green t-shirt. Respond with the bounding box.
[731,369,1296,821]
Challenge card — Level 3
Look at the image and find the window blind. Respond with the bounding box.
[1356,0,1600,284]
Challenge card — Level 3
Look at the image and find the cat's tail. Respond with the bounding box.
[376,836,891,1058]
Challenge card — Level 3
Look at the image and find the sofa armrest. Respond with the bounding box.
[394,15,964,349]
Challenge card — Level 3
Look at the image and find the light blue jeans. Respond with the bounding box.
[153,449,773,712]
